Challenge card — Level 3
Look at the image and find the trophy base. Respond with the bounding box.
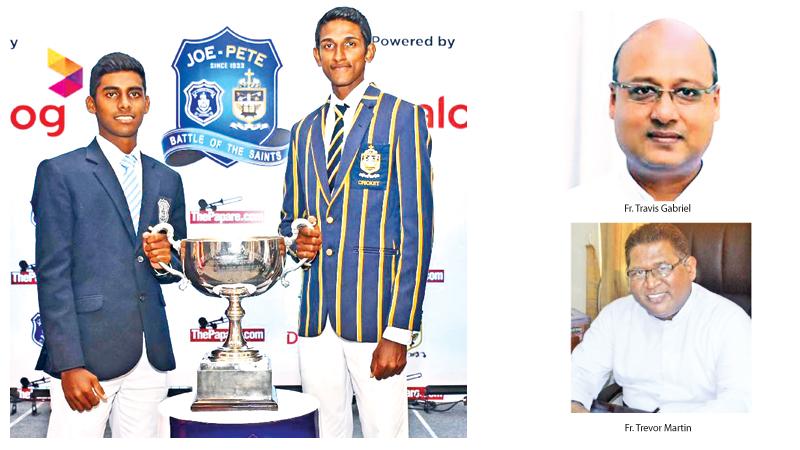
[192,355,278,412]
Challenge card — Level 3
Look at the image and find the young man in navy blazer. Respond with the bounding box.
[31,52,186,437]
[282,6,434,437]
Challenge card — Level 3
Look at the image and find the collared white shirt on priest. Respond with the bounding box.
[568,160,716,204]
[571,282,751,412]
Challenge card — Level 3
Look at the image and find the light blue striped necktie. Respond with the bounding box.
[120,153,141,234]
[327,103,349,190]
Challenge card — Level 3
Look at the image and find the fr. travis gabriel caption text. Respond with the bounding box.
[625,203,691,213]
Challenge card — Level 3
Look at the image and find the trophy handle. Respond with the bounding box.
[147,223,189,290]
[280,218,312,287]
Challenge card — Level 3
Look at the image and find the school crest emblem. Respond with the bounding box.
[162,27,288,168]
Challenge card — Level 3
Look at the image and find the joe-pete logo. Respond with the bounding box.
[162,28,289,168]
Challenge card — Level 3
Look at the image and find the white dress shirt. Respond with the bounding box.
[568,161,714,203]
[323,80,370,157]
[96,135,142,222]
[571,282,751,412]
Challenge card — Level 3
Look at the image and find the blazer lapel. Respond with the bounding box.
[86,139,137,244]
[309,101,331,203]
[330,84,380,202]
[137,155,161,249]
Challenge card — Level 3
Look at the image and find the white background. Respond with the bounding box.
[3,0,800,448]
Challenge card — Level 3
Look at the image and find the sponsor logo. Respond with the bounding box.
[162,27,289,168]
[190,195,262,224]
[9,49,80,137]
[12,261,37,285]
[48,49,83,97]
[31,313,45,347]
[427,269,444,283]
[190,210,264,224]
[10,104,65,137]
[407,387,444,401]
[419,97,467,129]
[11,271,37,285]
[189,327,266,342]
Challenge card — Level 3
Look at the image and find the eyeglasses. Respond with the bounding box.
[611,81,718,105]
[626,257,687,281]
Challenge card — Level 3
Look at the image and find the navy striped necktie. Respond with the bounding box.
[327,103,349,190]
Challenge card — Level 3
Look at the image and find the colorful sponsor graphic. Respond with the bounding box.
[162,28,289,168]
[47,49,82,98]
[190,327,266,342]
[31,313,45,347]
[427,269,444,283]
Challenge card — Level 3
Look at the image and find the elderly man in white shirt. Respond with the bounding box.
[571,223,751,413]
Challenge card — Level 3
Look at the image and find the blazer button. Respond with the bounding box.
[138,294,146,302]
[326,216,334,224]
[137,256,145,263]
[325,248,334,257]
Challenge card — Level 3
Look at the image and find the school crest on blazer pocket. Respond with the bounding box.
[352,144,389,190]
[158,197,172,223]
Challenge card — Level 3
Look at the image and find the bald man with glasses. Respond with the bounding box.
[570,19,723,202]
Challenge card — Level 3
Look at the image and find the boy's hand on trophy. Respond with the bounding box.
[296,216,321,261]
[142,231,173,269]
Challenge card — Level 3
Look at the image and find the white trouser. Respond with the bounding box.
[47,337,168,438]
[298,318,408,438]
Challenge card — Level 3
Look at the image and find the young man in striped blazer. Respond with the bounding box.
[281,6,434,438]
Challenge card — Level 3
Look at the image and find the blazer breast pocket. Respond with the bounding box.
[350,143,389,191]
[75,294,104,313]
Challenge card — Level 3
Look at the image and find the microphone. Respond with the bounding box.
[198,196,243,212]
[20,376,49,388]
[198,316,227,330]
[19,260,36,273]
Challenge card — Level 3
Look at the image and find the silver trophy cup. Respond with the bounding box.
[151,219,310,411]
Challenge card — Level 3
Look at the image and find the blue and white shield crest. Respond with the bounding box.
[184,80,223,126]
[31,312,44,347]
[162,27,289,168]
